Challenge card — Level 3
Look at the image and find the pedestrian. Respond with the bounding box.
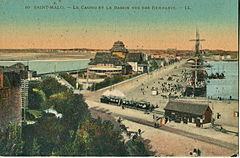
[117,117,122,124]
[154,122,157,128]
[127,131,131,138]
[138,129,141,135]
[193,151,197,157]
[165,117,168,123]
[132,134,138,141]
[197,149,201,156]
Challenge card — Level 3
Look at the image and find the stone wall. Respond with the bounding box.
[0,87,22,129]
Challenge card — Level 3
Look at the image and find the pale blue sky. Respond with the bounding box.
[0,0,238,50]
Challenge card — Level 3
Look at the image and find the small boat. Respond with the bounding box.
[208,73,225,79]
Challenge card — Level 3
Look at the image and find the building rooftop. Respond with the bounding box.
[89,52,126,66]
[0,63,28,73]
[125,53,148,64]
[0,63,29,88]
[110,41,128,53]
[164,100,211,116]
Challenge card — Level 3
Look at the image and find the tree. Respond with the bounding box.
[0,123,23,156]
[28,88,46,110]
[22,90,89,156]
[125,139,153,156]
[22,78,89,156]
[52,130,85,156]
[46,91,89,130]
[31,113,66,155]
[39,77,69,98]
[59,73,76,87]
[75,118,127,156]
[29,138,40,156]
[21,76,152,157]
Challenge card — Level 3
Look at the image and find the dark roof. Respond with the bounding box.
[126,53,142,62]
[0,63,28,73]
[1,71,21,88]
[164,100,211,116]
[110,41,128,53]
[9,63,27,69]
[126,53,148,64]
[89,52,125,66]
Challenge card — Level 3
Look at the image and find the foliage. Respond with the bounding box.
[0,124,23,156]
[28,77,69,111]
[26,110,42,120]
[125,139,153,156]
[1,76,152,157]
[59,73,76,87]
[46,91,89,130]
[22,78,89,156]
[28,77,69,101]
[150,60,159,71]
[75,118,127,156]
[22,114,63,155]
[29,138,41,156]
[90,74,139,91]
[39,77,69,98]
[28,88,45,110]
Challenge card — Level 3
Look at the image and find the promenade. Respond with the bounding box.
[83,59,238,156]
[84,59,187,102]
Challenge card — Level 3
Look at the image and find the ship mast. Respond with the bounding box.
[190,29,205,58]
[190,29,205,96]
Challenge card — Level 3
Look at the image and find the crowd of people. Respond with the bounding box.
[137,73,188,98]
[189,148,201,157]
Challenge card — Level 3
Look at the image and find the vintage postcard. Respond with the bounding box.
[0,0,238,156]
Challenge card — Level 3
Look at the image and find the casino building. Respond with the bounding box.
[88,41,149,78]
[88,52,132,77]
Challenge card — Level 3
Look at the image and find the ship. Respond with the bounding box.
[208,73,225,79]
[184,30,208,97]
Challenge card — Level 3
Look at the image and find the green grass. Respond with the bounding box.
[27,110,43,119]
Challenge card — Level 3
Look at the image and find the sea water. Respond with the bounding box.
[0,59,89,74]
[206,62,238,100]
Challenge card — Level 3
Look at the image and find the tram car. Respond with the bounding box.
[100,95,154,111]
[100,95,121,105]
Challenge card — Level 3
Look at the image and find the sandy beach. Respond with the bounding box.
[0,51,95,61]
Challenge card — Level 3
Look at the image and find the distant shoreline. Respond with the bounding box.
[0,59,90,62]
[206,60,238,63]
